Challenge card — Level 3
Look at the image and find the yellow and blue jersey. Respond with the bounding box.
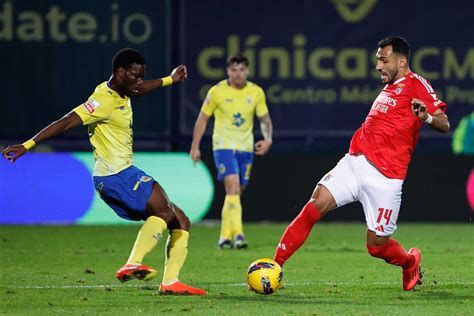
[73,82,133,176]
[201,80,269,152]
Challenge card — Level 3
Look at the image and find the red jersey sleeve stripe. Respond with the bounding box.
[413,73,434,93]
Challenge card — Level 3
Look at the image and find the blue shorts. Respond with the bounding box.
[93,165,155,221]
[213,149,253,187]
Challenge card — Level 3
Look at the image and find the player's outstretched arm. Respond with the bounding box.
[190,112,210,164]
[254,114,273,156]
[2,111,83,163]
[133,65,188,97]
[411,98,450,133]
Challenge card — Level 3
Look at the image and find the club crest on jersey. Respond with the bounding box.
[395,84,405,95]
[246,96,253,105]
[233,113,245,127]
[83,99,100,113]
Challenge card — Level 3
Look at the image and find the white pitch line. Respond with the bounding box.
[8,281,474,290]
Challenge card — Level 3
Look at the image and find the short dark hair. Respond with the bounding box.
[226,54,249,67]
[112,48,146,72]
[378,36,411,59]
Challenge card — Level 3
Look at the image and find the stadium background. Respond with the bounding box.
[0,0,472,224]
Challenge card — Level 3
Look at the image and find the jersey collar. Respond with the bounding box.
[393,71,414,85]
[226,79,248,90]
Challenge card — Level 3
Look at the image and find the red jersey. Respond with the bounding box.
[349,72,447,179]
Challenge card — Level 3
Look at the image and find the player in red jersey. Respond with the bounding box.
[273,36,450,291]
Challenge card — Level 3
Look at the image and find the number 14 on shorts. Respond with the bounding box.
[377,208,393,225]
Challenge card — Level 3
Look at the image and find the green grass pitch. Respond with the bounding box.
[1,223,473,315]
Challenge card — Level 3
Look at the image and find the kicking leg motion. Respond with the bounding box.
[274,181,422,291]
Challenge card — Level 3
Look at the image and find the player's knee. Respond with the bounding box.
[180,213,191,231]
[308,197,329,216]
[147,203,176,224]
[310,185,336,215]
[226,185,240,195]
[169,204,191,231]
[367,244,388,260]
[367,245,381,258]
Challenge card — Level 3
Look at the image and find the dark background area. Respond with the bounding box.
[200,152,473,223]
[1,0,472,221]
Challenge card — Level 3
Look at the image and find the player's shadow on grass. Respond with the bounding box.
[212,293,328,305]
[414,290,473,301]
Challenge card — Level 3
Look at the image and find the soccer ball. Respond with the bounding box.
[247,258,283,294]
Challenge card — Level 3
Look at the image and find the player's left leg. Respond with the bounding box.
[222,175,243,248]
[274,154,358,267]
[231,151,253,249]
[159,203,207,295]
[366,231,421,291]
[359,157,421,291]
[93,167,167,283]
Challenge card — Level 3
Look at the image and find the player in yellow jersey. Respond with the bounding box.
[190,54,273,249]
[2,48,207,295]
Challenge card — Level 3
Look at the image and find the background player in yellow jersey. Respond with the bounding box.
[2,48,206,295]
[190,54,273,249]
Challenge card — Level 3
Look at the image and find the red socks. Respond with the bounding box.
[273,201,415,270]
[274,201,322,267]
[367,239,415,269]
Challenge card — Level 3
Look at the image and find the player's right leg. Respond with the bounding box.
[117,182,177,283]
[93,166,173,283]
[273,185,334,267]
[274,154,358,267]
[214,149,242,249]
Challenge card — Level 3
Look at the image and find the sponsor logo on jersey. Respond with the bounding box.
[372,103,388,113]
[83,99,100,113]
[374,94,397,107]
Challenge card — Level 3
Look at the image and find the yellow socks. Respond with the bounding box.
[220,195,234,240]
[126,216,167,264]
[162,229,189,285]
[229,195,243,236]
[220,194,243,240]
